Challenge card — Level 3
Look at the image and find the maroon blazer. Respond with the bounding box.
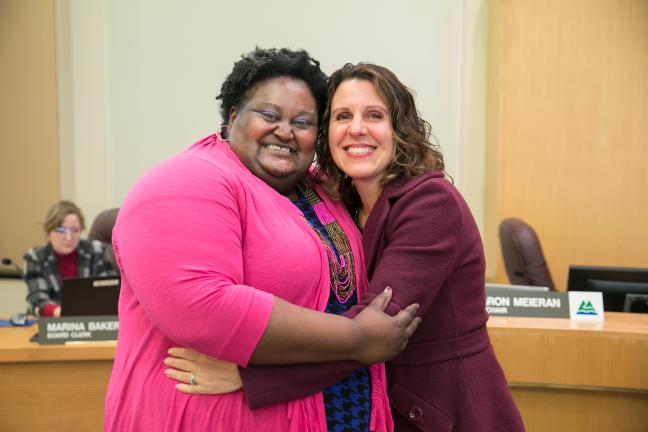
[240,172,524,431]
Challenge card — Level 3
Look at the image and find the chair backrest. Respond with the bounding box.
[88,208,119,270]
[499,217,555,290]
[88,208,119,244]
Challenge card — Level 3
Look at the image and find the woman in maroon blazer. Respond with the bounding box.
[165,63,524,431]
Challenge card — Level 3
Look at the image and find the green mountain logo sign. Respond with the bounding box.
[576,300,598,316]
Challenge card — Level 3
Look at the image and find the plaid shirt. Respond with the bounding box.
[23,239,116,315]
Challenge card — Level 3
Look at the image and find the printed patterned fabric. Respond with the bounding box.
[293,189,371,432]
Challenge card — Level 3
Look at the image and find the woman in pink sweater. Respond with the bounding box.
[103,48,420,432]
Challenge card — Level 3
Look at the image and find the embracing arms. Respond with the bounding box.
[166,176,465,405]
[250,287,419,365]
[116,155,420,368]
[165,287,405,394]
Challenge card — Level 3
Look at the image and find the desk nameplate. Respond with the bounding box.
[37,316,118,344]
[486,287,605,320]
[486,287,569,318]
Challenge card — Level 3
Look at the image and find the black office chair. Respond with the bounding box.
[499,217,555,290]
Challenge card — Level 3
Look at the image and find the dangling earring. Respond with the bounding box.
[219,124,231,143]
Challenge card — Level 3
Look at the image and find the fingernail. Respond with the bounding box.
[384,286,391,294]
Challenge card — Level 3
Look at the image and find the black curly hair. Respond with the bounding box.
[216,47,328,132]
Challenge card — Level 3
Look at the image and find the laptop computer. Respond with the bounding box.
[60,276,121,317]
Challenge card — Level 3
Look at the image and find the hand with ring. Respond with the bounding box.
[164,347,242,395]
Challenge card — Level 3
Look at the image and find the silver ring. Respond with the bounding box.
[190,373,197,386]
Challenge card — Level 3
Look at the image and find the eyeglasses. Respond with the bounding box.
[53,227,81,236]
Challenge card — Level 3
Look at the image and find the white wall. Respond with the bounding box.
[458,0,488,233]
[0,279,28,316]
[56,0,487,229]
[57,0,110,225]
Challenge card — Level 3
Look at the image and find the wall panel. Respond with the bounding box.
[0,0,60,271]
[487,0,648,289]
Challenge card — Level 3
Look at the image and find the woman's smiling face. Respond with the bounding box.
[228,76,318,194]
[327,78,394,188]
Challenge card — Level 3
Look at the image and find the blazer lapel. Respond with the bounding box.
[361,171,443,278]
[361,193,392,279]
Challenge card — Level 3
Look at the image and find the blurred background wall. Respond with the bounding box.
[1,0,483,278]
[486,0,648,289]
[1,0,646,313]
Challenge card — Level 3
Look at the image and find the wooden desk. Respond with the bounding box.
[488,312,648,432]
[1,314,646,432]
[0,324,115,432]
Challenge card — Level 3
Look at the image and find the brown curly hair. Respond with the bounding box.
[315,63,445,205]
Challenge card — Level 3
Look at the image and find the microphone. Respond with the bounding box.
[1,257,23,274]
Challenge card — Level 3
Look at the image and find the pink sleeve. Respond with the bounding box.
[114,155,273,366]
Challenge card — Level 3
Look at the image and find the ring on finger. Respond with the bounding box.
[190,373,197,386]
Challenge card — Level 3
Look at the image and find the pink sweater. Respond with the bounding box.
[104,135,392,431]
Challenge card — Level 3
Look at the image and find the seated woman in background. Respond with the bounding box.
[23,200,116,317]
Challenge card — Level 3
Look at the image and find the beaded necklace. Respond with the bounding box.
[297,180,357,304]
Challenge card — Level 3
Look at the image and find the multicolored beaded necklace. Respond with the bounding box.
[297,180,357,304]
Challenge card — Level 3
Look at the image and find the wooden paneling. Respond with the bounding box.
[0,360,113,432]
[486,0,648,289]
[489,314,648,390]
[2,313,647,432]
[489,312,648,432]
[509,387,648,432]
[0,0,60,270]
[0,325,115,432]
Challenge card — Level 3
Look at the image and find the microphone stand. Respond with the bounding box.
[1,257,22,278]
[2,257,33,327]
